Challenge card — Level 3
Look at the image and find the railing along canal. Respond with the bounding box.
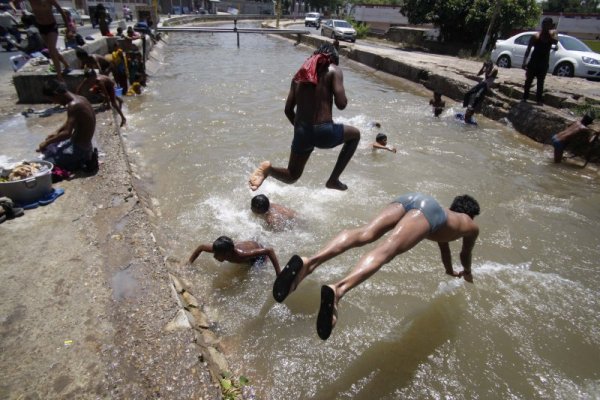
[156,19,310,47]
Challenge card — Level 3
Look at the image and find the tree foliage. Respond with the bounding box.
[400,0,541,44]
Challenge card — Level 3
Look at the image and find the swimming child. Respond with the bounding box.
[429,91,445,117]
[251,194,297,231]
[187,236,281,275]
[372,133,397,153]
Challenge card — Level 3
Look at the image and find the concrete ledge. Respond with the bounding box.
[13,35,152,104]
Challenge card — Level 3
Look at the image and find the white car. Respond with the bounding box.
[320,19,356,43]
[491,31,600,79]
[304,12,321,28]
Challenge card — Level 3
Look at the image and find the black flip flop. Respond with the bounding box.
[272,254,303,303]
[317,285,335,340]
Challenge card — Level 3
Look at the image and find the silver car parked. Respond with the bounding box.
[320,19,356,43]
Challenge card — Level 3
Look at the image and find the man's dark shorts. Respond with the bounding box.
[42,139,92,171]
[291,122,345,155]
[36,22,58,35]
[552,134,566,152]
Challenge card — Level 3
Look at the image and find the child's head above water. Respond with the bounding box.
[375,133,387,145]
[251,194,270,214]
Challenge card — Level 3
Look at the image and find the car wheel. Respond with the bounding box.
[554,62,574,77]
[497,55,511,68]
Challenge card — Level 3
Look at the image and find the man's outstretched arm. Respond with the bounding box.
[187,243,213,265]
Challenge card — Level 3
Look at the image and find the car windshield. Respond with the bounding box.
[559,36,592,52]
[334,20,351,28]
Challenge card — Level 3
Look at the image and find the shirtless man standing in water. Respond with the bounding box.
[249,43,360,191]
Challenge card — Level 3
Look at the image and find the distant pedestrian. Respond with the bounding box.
[522,17,557,105]
[95,3,111,36]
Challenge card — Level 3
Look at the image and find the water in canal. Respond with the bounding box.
[3,23,599,399]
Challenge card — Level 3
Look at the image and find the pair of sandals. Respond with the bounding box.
[0,197,24,224]
[272,255,336,341]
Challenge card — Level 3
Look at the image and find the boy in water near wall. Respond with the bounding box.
[429,91,445,117]
[551,114,597,164]
[187,236,281,275]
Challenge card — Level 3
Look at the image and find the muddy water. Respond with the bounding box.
[2,23,599,398]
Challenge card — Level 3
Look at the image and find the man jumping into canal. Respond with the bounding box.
[272,193,480,340]
[249,43,360,191]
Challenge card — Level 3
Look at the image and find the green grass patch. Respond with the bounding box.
[583,40,600,53]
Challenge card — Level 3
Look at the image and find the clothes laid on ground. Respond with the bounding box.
[41,139,93,171]
[0,196,24,223]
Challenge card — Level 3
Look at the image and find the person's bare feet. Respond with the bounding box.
[249,161,271,191]
[326,179,348,191]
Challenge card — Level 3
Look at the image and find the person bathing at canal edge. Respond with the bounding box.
[187,236,281,275]
[460,60,498,124]
[249,43,361,191]
[551,113,597,164]
[77,69,126,127]
[37,79,98,173]
[272,193,480,340]
[372,133,397,153]
[251,194,297,231]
